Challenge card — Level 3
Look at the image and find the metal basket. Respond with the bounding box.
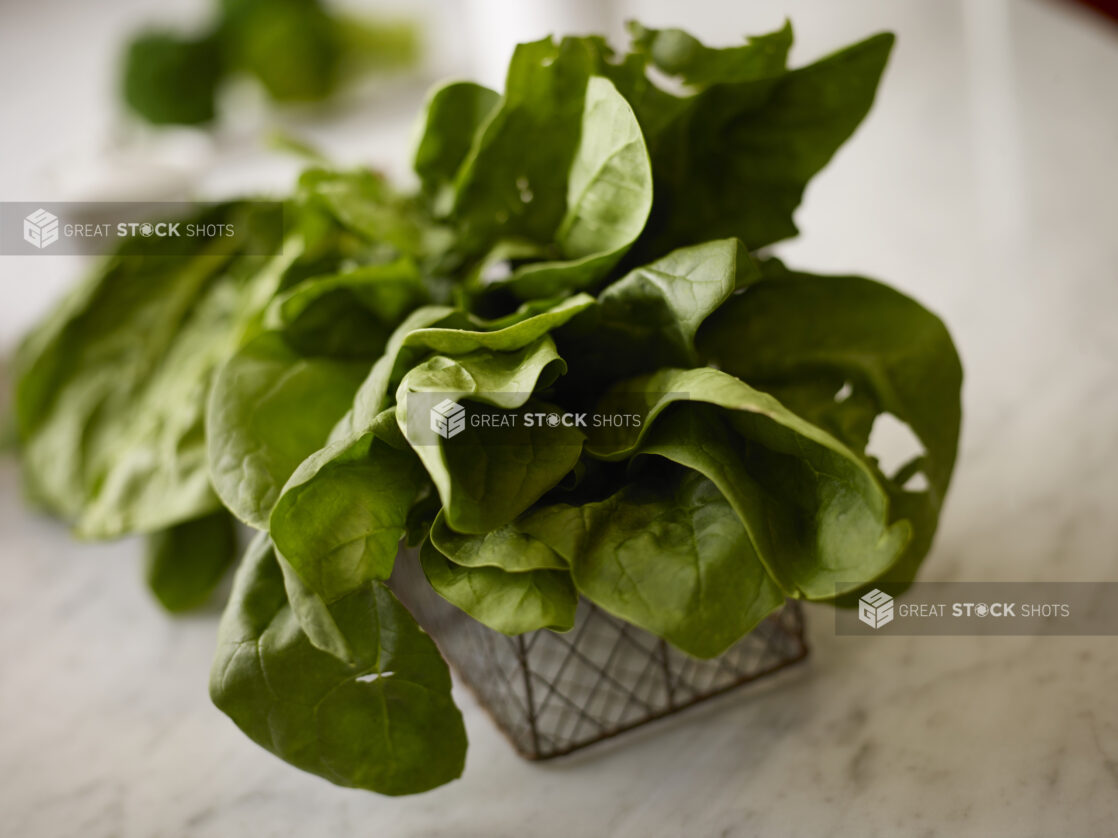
[391,554,809,760]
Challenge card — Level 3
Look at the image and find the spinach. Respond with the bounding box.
[145,509,239,613]
[122,0,419,126]
[13,203,287,538]
[206,332,367,528]
[520,466,783,657]
[15,21,962,796]
[123,32,225,126]
[210,533,466,794]
[419,537,577,635]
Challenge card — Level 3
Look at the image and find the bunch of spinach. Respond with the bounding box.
[14,22,961,795]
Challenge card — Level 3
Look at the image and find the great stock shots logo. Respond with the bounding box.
[858,588,895,629]
[2,201,285,256]
[23,208,59,249]
[430,399,466,439]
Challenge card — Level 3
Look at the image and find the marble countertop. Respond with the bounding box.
[2,1,1118,836]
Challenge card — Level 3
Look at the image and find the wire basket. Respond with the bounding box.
[391,553,809,760]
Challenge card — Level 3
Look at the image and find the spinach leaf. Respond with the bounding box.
[121,0,419,126]
[295,168,441,260]
[222,0,341,102]
[628,20,792,87]
[14,205,292,538]
[413,81,501,213]
[269,433,426,604]
[429,509,566,572]
[521,467,783,657]
[399,294,594,356]
[559,238,757,382]
[586,368,911,598]
[493,76,653,300]
[419,538,576,635]
[451,37,604,252]
[267,258,429,359]
[329,306,461,445]
[123,31,223,125]
[144,510,238,613]
[698,266,962,582]
[634,32,894,255]
[395,338,582,533]
[211,533,466,795]
[207,333,366,528]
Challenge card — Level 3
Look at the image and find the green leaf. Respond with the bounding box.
[564,238,756,379]
[520,467,783,657]
[429,509,566,571]
[122,31,223,125]
[495,76,653,299]
[397,334,567,411]
[270,434,426,604]
[452,36,604,251]
[400,293,594,356]
[396,338,583,533]
[697,267,962,582]
[419,538,576,635]
[207,333,366,529]
[295,168,437,258]
[222,0,340,102]
[413,81,501,213]
[210,533,466,795]
[144,510,238,612]
[267,258,428,358]
[586,368,911,598]
[14,205,294,538]
[628,20,792,87]
[330,305,461,445]
[331,292,588,449]
[637,32,894,254]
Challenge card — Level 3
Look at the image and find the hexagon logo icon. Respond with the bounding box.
[430,398,466,439]
[858,588,894,629]
[24,208,60,249]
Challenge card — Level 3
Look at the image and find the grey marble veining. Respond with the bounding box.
[2,0,1118,836]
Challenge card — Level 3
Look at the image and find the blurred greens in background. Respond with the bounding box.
[122,0,419,126]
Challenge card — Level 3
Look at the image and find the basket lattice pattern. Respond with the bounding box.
[391,556,809,760]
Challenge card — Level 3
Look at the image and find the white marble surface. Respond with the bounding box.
[3,1,1118,836]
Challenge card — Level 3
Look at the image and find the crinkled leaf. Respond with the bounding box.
[296,168,437,258]
[569,238,757,379]
[396,338,582,533]
[698,267,962,582]
[429,509,566,571]
[520,467,783,657]
[586,368,911,598]
[699,267,961,495]
[419,538,576,635]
